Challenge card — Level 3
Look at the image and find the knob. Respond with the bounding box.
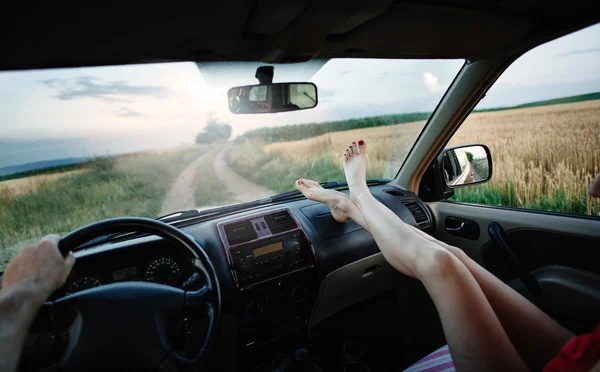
[245,300,264,318]
[292,285,307,302]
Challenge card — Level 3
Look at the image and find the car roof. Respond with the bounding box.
[1,0,599,71]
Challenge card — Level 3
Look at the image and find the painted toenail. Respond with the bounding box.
[359,140,364,145]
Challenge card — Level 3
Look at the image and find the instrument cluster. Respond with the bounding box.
[60,242,195,297]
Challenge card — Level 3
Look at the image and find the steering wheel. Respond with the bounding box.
[46,217,221,371]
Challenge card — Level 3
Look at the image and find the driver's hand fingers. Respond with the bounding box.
[61,252,76,285]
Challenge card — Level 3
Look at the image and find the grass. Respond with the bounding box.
[193,150,237,207]
[451,183,598,215]
[226,100,600,216]
[0,146,209,269]
[226,142,345,194]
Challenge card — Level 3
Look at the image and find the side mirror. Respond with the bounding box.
[227,82,318,114]
[439,144,492,188]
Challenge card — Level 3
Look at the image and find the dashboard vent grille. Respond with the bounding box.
[402,200,429,224]
[383,189,406,197]
[224,220,258,246]
[264,211,297,234]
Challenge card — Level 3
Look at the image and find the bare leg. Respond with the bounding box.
[295,178,370,230]
[341,140,526,371]
[423,234,572,370]
[296,146,571,369]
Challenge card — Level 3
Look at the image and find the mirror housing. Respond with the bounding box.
[438,144,493,190]
[227,83,318,114]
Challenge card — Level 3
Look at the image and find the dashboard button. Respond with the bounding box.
[231,249,242,257]
[261,221,267,229]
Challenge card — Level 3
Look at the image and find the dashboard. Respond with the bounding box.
[19,184,434,371]
[52,241,197,298]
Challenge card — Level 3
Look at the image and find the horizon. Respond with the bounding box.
[0,23,598,168]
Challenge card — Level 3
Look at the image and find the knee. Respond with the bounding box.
[417,246,459,279]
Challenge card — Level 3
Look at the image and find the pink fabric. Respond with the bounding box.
[404,345,455,372]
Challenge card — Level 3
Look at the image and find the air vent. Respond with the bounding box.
[402,200,429,224]
[224,220,258,246]
[383,189,406,197]
[264,211,297,234]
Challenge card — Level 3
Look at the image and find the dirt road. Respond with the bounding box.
[159,154,208,216]
[213,147,273,203]
[160,146,273,216]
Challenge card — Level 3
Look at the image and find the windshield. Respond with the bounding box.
[0,58,463,267]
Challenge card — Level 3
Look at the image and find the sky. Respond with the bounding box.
[0,23,599,168]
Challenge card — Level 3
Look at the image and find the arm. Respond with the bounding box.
[0,235,75,372]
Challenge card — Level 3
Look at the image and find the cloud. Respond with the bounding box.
[318,88,337,103]
[114,107,149,118]
[319,88,337,98]
[557,47,600,57]
[423,72,441,93]
[40,76,173,102]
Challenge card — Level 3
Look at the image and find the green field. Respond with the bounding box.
[0,147,209,268]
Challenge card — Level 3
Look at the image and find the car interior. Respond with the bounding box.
[2,1,600,371]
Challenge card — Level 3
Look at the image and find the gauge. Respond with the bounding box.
[146,258,180,285]
[65,277,102,295]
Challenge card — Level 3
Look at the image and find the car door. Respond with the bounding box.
[424,25,600,334]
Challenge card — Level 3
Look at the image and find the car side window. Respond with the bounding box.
[446,24,600,216]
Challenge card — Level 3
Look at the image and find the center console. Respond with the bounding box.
[217,208,319,361]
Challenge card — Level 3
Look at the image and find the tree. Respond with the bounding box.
[465,151,474,162]
[195,114,232,144]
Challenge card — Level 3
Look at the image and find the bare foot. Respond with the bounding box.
[343,140,370,203]
[296,178,355,223]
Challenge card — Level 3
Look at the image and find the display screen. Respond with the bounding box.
[112,266,137,281]
[253,242,283,258]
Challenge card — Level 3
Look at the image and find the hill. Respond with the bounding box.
[0,157,90,179]
[474,92,600,112]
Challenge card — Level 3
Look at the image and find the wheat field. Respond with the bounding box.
[261,100,600,215]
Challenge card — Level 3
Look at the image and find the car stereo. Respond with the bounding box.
[217,208,316,289]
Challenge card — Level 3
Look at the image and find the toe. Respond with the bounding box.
[358,139,367,154]
[351,141,359,155]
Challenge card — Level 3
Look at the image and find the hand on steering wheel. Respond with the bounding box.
[44,217,221,371]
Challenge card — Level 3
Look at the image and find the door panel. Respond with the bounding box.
[427,201,600,265]
[427,201,600,332]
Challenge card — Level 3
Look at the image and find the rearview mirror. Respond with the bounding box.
[441,145,492,188]
[227,83,317,114]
